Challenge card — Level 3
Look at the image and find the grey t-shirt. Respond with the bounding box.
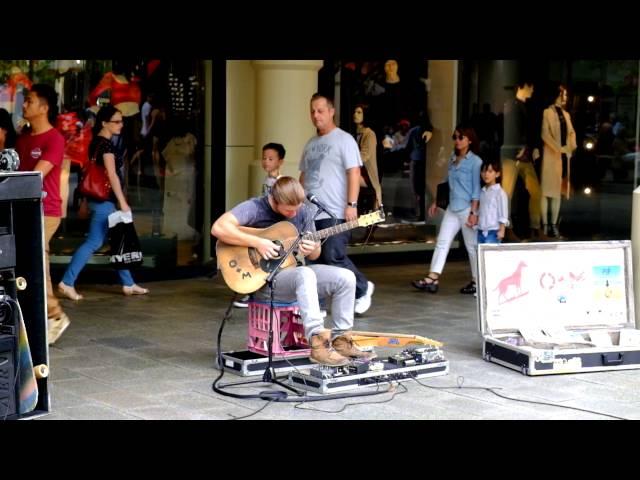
[230,196,316,236]
[299,127,362,219]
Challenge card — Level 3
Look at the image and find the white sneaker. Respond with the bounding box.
[233,295,250,308]
[48,313,71,345]
[354,281,375,315]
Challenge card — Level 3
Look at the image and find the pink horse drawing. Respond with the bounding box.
[494,261,528,303]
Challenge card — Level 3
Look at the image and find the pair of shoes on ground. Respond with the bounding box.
[48,312,71,345]
[310,329,377,366]
[59,281,149,299]
[412,274,439,293]
[412,275,476,295]
[354,281,375,315]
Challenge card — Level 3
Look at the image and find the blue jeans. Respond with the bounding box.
[62,201,135,287]
[314,218,368,299]
[477,229,501,244]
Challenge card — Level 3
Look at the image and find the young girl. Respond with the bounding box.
[261,142,285,196]
[477,158,509,244]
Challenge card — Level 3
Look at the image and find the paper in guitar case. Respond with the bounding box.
[477,241,640,376]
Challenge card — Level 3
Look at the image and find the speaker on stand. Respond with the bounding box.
[0,169,49,419]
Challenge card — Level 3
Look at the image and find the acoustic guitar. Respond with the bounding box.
[216,210,385,294]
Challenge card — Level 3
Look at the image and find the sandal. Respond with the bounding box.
[460,281,476,295]
[123,284,150,296]
[411,274,439,293]
[58,281,84,301]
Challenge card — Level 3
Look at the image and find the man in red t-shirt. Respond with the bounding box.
[16,84,70,345]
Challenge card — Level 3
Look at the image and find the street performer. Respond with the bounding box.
[211,176,374,366]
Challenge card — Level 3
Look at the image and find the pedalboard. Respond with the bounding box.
[287,347,449,394]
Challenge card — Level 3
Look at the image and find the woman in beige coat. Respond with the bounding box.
[540,85,577,238]
[353,104,383,210]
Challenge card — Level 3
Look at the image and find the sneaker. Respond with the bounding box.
[48,313,71,345]
[233,295,250,308]
[354,281,375,315]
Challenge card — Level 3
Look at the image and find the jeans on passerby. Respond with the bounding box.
[62,200,134,287]
[477,229,501,244]
[314,218,368,299]
[255,264,356,339]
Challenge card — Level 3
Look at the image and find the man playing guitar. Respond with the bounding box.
[211,176,375,366]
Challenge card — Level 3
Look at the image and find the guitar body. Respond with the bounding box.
[216,221,299,294]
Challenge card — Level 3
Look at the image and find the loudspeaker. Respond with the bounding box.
[0,172,48,419]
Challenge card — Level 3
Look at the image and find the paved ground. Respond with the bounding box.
[39,258,640,420]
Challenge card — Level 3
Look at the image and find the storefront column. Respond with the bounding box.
[426,60,458,200]
[251,60,323,196]
[632,186,640,327]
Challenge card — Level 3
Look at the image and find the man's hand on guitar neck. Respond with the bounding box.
[298,239,320,260]
[254,237,283,260]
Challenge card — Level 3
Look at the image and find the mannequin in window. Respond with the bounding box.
[540,84,576,239]
[405,110,433,221]
[353,104,382,211]
[500,80,547,241]
[0,108,17,149]
[162,118,198,241]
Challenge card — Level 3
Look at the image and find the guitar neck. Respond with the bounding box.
[305,219,360,242]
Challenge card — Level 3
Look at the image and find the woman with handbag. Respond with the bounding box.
[411,124,482,294]
[58,105,149,300]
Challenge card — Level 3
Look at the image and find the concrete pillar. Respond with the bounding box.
[426,60,458,199]
[203,60,213,261]
[226,61,256,209]
[250,60,323,197]
[632,186,640,327]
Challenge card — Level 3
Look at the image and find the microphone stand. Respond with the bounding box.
[261,204,325,392]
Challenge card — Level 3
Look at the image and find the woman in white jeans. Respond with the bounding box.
[412,124,482,294]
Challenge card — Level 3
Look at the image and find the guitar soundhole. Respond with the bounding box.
[258,240,285,272]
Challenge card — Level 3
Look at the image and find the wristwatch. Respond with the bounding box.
[347,201,358,208]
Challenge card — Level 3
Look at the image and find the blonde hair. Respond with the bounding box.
[271,176,305,206]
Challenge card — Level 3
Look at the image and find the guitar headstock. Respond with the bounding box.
[357,208,385,227]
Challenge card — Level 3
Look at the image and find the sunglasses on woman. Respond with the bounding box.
[452,134,466,141]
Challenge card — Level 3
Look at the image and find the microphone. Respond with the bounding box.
[306,193,337,219]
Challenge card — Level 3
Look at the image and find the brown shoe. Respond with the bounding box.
[310,330,350,366]
[503,228,521,243]
[332,332,377,360]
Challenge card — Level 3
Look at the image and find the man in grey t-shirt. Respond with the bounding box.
[299,93,375,315]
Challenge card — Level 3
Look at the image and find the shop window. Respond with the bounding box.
[0,59,206,271]
[330,59,437,249]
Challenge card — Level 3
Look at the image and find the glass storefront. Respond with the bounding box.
[323,58,438,251]
[0,59,207,271]
[325,58,639,250]
[459,60,639,241]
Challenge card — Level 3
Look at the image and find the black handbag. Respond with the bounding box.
[436,182,449,210]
